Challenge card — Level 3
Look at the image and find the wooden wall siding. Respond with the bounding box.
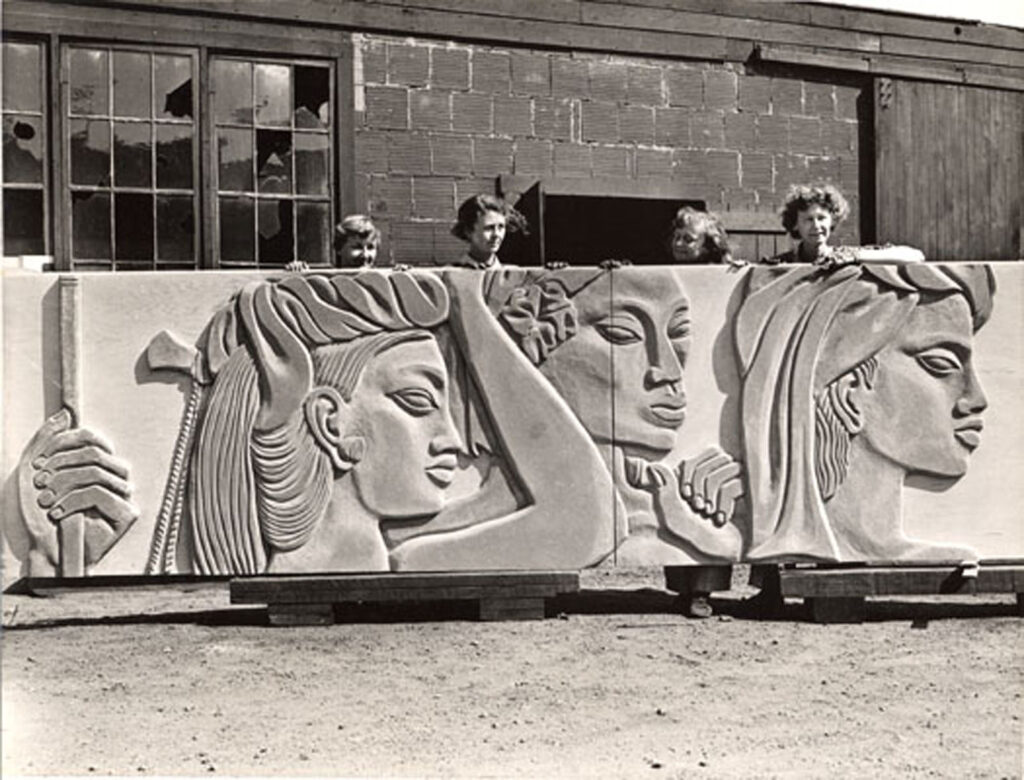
[875,80,1023,260]
[7,0,1022,89]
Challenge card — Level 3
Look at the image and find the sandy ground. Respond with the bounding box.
[2,566,1022,779]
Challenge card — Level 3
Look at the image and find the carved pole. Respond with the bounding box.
[58,275,85,577]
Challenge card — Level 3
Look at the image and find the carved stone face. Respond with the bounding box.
[347,338,463,517]
[856,294,987,479]
[540,271,691,459]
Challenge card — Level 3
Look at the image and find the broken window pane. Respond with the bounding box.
[3,42,42,112]
[156,124,193,190]
[70,48,109,116]
[115,192,154,261]
[255,64,290,127]
[70,118,111,186]
[294,65,329,129]
[294,133,328,196]
[256,129,291,194]
[113,51,151,119]
[3,115,43,184]
[297,202,330,265]
[219,196,254,262]
[2,189,44,255]
[72,191,111,259]
[155,55,193,120]
[213,59,252,125]
[217,128,253,192]
[258,199,293,264]
[114,121,151,187]
[157,195,194,262]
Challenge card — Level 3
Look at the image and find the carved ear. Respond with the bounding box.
[829,370,865,436]
[304,387,365,471]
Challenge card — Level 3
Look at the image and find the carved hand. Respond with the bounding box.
[633,447,745,560]
[18,409,139,574]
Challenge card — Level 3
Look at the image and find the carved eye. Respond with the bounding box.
[595,321,642,345]
[916,349,963,376]
[390,388,438,415]
[667,312,691,340]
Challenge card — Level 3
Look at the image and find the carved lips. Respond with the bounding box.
[425,455,459,488]
[646,399,687,428]
[954,419,984,451]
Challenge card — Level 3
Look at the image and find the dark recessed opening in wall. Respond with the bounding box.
[499,177,704,266]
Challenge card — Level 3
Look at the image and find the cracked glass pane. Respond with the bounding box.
[294,65,329,129]
[256,129,291,194]
[218,128,253,192]
[156,55,193,120]
[72,191,111,259]
[3,115,43,183]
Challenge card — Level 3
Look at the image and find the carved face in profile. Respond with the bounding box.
[330,338,463,518]
[851,293,987,480]
[540,271,691,459]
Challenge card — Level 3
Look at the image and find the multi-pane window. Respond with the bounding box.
[65,45,199,270]
[213,57,333,268]
[2,41,48,256]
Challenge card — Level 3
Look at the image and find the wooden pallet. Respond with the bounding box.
[777,560,1024,623]
[230,571,580,626]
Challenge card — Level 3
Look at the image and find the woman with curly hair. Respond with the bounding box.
[769,183,924,266]
[668,206,733,264]
[770,183,850,264]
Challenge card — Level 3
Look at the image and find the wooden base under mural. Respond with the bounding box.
[230,571,580,626]
[777,560,1024,623]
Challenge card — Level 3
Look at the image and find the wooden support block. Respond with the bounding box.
[267,603,334,627]
[808,597,866,624]
[478,597,545,621]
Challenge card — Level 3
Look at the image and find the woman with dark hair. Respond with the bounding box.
[450,194,528,269]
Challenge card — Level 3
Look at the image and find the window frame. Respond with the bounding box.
[209,54,337,269]
[60,41,202,270]
[3,6,355,271]
[2,36,52,257]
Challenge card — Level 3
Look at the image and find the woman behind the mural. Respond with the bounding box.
[735,261,994,562]
[668,206,734,265]
[449,194,527,269]
[767,183,924,266]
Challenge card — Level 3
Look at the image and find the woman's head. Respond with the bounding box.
[335,214,380,268]
[451,194,527,263]
[669,206,732,264]
[189,272,456,574]
[780,184,850,248]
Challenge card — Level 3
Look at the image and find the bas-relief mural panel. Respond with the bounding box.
[3,263,1021,580]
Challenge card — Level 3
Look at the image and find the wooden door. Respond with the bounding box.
[875,78,1023,260]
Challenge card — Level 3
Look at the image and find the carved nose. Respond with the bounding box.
[955,367,988,416]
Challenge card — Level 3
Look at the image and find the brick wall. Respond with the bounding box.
[353,34,863,266]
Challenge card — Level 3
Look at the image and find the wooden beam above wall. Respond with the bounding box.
[6,0,1023,89]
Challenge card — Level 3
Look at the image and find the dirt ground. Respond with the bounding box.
[2,566,1021,779]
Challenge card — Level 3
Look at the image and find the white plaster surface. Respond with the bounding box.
[2,265,1021,578]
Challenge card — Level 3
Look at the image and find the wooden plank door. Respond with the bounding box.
[875,78,1023,260]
